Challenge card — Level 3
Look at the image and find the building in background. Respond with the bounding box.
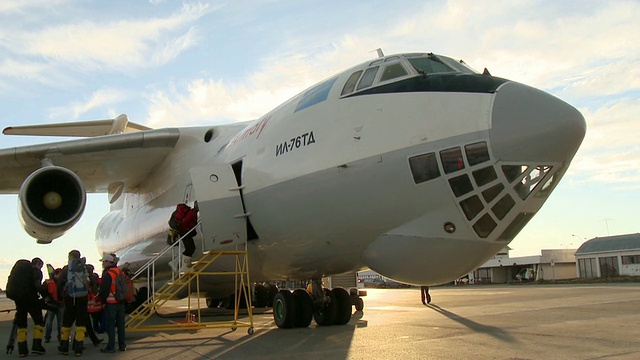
[575,233,640,278]
[470,248,577,283]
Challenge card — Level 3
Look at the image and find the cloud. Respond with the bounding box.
[1,2,212,78]
[49,87,129,119]
[568,98,640,186]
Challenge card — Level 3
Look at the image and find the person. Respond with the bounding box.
[57,249,89,356]
[6,257,47,356]
[420,286,431,305]
[43,268,63,344]
[85,263,104,347]
[99,253,126,353]
[169,201,199,271]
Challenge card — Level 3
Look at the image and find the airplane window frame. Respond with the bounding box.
[341,70,363,96]
[379,62,409,83]
[409,153,441,184]
[295,77,338,113]
[356,66,379,91]
[440,147,465,174]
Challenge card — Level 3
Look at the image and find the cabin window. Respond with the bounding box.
[473,213,497,238]
[409,153,440,184]
[472,166,497,187]
[295,77,338,113]
[356,66,379,91]
[440,147,465,174]
[380,63,408,82]
[502,165,527,183]
[491,194,515,220]
[448,174,473,197]
[341,71,363,96]
[465,142,490,166]
[481,183,504,203]
[514,166,552,200]
[460,195,483,220]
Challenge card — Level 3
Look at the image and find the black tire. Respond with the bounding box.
[226,286,250,310]
[292,289,313,328]
[313,288,337,326]
[266,284,279,307]
[355,297,364,312]
[254,284,268,308]
[273,290,297,329]
[332,287,352,325]
[206,298,220,308]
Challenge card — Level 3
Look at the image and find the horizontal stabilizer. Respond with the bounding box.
[2,114,151,137]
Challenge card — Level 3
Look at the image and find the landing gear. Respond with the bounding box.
[273,290,296,328]
[313,288,337,326]
[271,279,365,329]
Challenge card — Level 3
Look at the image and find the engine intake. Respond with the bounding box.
[18,166,86,243]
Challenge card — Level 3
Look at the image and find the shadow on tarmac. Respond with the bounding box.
[426,303,517,343]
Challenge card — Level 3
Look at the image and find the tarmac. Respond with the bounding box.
[1,283,639,359]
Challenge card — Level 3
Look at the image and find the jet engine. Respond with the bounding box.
[18,166,86,243]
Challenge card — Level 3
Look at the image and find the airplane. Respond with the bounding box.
[0,51,586,329]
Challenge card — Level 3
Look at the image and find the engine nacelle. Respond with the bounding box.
[18,166,87,243]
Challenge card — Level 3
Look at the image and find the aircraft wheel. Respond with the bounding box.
[273,290,297,329]
[292,289,313,328]
[332,287,352,325]
[254,284,269,308]
[313,288,337,326]
[266,284,279,307]
[355,297,364,312]
[206,298,220,308]
[248,327,254,335]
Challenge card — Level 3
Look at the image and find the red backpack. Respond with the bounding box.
[168,204,190,230]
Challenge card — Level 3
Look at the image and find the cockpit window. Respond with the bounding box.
[341,70,363,96]
[295,77,338,113]
[356,66,379,91]
[380,63,408,82]
[408,57,457,75]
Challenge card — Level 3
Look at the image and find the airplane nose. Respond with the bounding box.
[490,82,586,163]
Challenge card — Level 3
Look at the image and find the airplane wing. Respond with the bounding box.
[0,128,180,194]
[2,114,151,137]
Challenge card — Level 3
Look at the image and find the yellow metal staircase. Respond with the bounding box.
[125,246,254,334]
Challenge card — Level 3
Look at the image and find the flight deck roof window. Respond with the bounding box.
[380,62,408,82]
[408,57,457,75]
[356,66,379,91]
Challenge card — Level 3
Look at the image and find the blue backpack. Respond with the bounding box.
[66,258,88,298]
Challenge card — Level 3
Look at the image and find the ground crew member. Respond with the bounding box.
[99,253,127,353]
[420,286,431,305]
[57,250,90,356]
[6,257,47,357]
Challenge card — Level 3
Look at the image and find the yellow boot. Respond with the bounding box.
[17,328,28,357]
[32,325,46,354]
[59,327,71,355]
[74,326,86,356]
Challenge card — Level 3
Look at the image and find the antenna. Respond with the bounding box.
[372,48,384,58]
[602,218,613,235]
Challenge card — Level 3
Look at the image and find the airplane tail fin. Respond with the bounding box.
[2,114,152,137]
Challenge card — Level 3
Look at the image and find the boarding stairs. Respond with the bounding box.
[124,221,254,334]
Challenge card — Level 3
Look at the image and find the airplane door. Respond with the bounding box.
[189,165,247,250]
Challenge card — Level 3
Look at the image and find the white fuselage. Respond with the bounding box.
[93,53,586,297]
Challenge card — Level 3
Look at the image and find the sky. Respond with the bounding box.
[0,0,639,288]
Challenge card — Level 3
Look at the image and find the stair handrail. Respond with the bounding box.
[131,219,203,280]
